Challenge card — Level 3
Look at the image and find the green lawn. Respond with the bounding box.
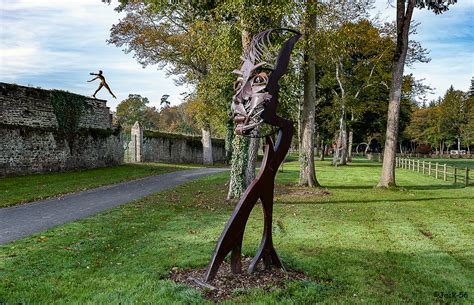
[0,159,472,304]
[0,163,202,208]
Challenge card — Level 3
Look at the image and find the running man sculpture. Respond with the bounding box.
[204,28,301,282]
[87,70,116,99]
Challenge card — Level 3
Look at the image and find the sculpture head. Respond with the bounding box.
[231,29,300,137]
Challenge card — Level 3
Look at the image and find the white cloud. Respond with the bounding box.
[371,0,473,100]
[1,0,471,110]
[0,0,185,110]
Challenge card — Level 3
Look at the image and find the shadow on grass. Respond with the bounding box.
[325,184,466,190]
[278,196,473,205]
[402,184,468,190]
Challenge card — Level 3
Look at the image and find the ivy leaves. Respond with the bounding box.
[51,90,85,151]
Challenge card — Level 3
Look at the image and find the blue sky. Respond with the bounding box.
[1,0,472,110]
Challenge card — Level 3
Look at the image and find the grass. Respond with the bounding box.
[0,163,204,208]
[0,159,473,304]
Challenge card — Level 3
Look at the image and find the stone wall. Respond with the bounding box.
[0,83,112,129]
[140,130,226,164]
[0,83,123,176]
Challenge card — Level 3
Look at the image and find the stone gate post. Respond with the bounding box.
[129,121,143,162]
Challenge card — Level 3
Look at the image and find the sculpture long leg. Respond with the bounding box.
[204,139,275,282]
[204,180,262,282]
[230,230,244,273]
[248,184,283,273]
[93,83,103,98]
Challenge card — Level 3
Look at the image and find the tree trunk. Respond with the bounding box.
[224,116,234,164]
[320,140,325,161]
[315,132,320,158]
[245,137,260,186]
[298,2,320,187]
[227,22,252,200]
[333,104,348,166]
[227,135,249,200]
[348,131,353,162]
[377,0,414,188]
[201,127,213,165]
[348,113,354,161]
[332,132,340,166]
[340,115,348,165]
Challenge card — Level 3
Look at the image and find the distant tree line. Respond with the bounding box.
[404,86,473,154]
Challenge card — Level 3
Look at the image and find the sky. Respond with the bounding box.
[0,0,473,111]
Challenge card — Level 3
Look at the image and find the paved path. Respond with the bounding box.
[0,168,227,244]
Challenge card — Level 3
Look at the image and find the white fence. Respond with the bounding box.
[396,157,472,187]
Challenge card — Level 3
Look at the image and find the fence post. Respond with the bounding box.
[435,163,439,179]
[417,160,420,172]
[428,162,431,176]
[422,161,425,174]
[413,159,415,171]
[465,168,469,186]
[454,167,457,184]
[443,164,447,181]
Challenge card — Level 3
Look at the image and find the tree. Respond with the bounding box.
[460,95,474,153]
[439,86,469,153]
[377,0,457,188]
[116,94,159,131]
[324,20,393,166]
[299,0,320,187]
[160,94,170,108]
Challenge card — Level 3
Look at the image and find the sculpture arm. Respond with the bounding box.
[87,76,99,82]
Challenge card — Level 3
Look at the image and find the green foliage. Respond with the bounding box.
[440,86,469,141]
[314,19,395,145]
[116,94,159,132]
[406,86,472,151]
[50,90,85,150]
[158,102,200,135]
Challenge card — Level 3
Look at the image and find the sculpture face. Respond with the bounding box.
[230,29,302,137]
[231,59,271,137]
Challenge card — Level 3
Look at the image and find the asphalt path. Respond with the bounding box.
[0,167,227,244]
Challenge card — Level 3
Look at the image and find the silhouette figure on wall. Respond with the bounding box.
[87,70,116,99]
[204,28,301,283]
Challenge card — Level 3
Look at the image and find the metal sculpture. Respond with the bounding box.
[204,28,301,282]
[87,70,117,99]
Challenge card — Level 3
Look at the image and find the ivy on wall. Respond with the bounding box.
[144,130,225,148]
[50,90,85,152]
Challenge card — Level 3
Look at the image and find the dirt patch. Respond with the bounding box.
[170,257,312,302]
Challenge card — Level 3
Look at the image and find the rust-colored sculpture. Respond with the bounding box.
[87,70,117,99]
[204,29,301,282]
